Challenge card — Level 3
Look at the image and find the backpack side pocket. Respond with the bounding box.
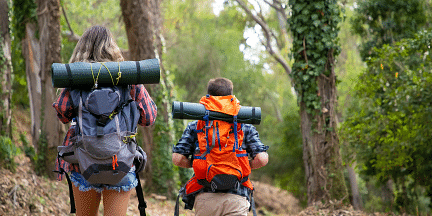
[58,145,78,164]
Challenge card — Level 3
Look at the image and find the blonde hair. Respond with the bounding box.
[69,26,124,63]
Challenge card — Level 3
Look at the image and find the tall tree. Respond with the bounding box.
[21,0,62,176]
[233,0,348,205]
[289,0,348,205]
[0,0,12,137]
[121,0,156,189]
[121,0,176,196]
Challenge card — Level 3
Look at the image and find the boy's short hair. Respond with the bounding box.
[207,78,233,96]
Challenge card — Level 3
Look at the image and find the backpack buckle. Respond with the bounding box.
[97,126,104,137]
[97,114,110,126]
[96,115,110,136]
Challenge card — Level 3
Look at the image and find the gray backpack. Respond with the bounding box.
[57,85,147,185]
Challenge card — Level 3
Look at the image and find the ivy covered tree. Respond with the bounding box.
[231,0,347,205]
[0,0,12,137]
[289,0,348,205]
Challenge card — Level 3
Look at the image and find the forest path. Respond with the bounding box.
[0,108,300,216]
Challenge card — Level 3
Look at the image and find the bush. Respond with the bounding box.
[0,136,20,172]
[19,133,36,162]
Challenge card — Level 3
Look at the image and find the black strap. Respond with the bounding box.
[136,61,141,84]
[174,190,182,216]
[179,102,184,119]
[53,159,76,214]
[240,176,249,183]
[251,194,257,216]
[135,172,147,216]
[252,107,256,124]
[64,171,76,213]
[65,64,73,87]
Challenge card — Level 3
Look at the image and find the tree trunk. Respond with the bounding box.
[121,0,177,196]
[22,0,62,177]
[22,23,42,149]
[300,51,348,205]
[120,0,157,189]
[289,0,348,205]
[37,0,62,177]
[0,0,12,137]
[346,162,363,210]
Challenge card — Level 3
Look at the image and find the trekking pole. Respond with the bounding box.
[135,173,147,216]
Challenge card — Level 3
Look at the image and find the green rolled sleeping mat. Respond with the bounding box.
[51,58,160,88]
[172,101,261,125]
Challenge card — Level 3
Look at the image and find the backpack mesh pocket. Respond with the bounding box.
[76,140,135,185]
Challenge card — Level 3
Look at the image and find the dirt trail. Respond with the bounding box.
[0,157,300,216]
[0,109,301,216]
[2,109,391,216]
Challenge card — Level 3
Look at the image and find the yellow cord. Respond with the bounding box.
[123,134,137,143]
[100,62,115,86]
[116,62,122,85]
[108,111,118,119]
[90,63,99,88]
[91,62,122,87]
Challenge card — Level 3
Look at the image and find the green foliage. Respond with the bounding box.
[34,130,48,175]
[351,0,427,60]
[19,133,36,162]
[341,30,432,213]
[164,0,305,201]
[60,36,77,63]
[163,0,253,102]
[335,5,366,121]
[0,135,20,172]
[59,0,125,62]
[10,0,37,108]
[260,105,306,206]
[151,75,180,198]
[60,0,127,49]
[288,0,343,115]
[11,0,37,41]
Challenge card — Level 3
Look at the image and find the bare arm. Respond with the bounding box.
[249,152,269,170]
[172,153,192,168]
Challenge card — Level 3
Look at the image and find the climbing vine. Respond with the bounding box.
[11,0,37,41]
[288,0,343,115]
[151,75,178,198]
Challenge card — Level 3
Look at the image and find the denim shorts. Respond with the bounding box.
[70,167,138,193]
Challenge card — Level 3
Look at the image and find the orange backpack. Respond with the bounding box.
[183,95,253,201]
